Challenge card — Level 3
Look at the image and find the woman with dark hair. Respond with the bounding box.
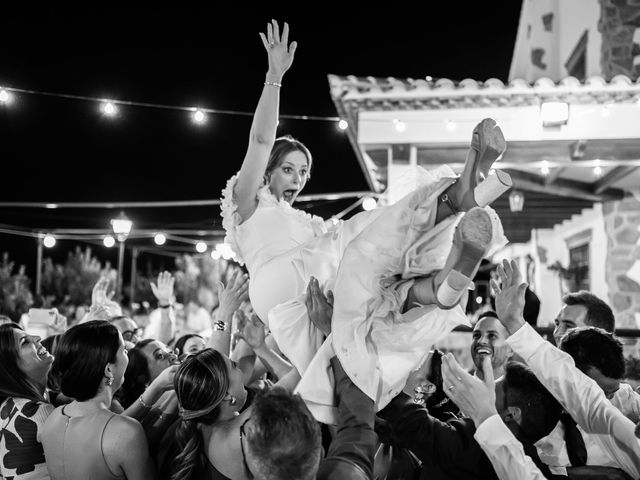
[0,323,55,479]
[117,338,179,409]
[221,20,509,423]
[174,333,206,361]
[41,320,155,479]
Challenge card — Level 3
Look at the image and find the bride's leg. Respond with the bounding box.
[405,207,492,311]
[434,118,511,224]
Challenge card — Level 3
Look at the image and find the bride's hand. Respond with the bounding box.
[259,19,297,80]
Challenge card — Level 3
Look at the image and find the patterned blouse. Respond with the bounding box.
[0,397,54,479]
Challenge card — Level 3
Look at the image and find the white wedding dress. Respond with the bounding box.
[221,165,506,423]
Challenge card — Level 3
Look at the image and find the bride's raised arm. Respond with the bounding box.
[234,19,297,221]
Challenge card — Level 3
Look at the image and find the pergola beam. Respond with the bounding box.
[592,166,638,194]
[506,169,624,202]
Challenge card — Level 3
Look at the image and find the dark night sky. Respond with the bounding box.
[0,4,522,276]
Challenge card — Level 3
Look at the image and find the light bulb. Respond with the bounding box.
[362,197,377,211]
[154,233,166,245]
[0,89,11,104]
[101,101,118,116]
[337,119,348,130]
[103,235,116,248]
[196,241,207,253]
[43,234,56,248]
[192,109,206,124]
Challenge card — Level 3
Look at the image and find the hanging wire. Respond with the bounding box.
[1,86,341,122]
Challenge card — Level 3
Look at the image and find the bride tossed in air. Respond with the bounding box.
[221,19,510,423]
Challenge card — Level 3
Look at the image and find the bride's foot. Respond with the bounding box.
[439,119,511,216]
[408,207,493,310]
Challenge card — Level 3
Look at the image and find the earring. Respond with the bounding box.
[229,395,237,406]
[106,377,114,386]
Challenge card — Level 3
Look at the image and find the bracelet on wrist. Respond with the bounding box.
[213,320,227,332]
[264,81,282,88]
[159,303,172,309]
[138,395,151,409]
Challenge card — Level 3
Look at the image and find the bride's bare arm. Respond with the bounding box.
[234,19,297,221]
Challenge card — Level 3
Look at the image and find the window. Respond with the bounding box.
[569,243,590,291]
[565,30,588,80]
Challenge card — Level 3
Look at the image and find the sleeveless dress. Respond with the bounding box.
[221,166,506,424]
[41,406,124,480]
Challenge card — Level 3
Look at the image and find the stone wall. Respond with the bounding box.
[599,0,640,80]
[603,196,640,329]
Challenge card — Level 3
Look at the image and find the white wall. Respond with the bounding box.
[492,204,608,327]
[509,0,602,82]
[557,0,602,78]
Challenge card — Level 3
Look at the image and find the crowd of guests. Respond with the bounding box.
[3,18,640,480]
[1,259,639,479]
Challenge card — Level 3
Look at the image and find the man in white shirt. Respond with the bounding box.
[454,259,640,480]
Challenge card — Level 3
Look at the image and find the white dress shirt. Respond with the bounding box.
[475,414,548,480]
[506,323,640,479]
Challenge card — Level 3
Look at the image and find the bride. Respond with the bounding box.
[221,19,510,423]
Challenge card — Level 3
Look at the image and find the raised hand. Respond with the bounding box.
[151,271,175,306]
[91,277,113,306]
[235,310,266,351]
[217,269,249,317]
[89,276,122,318]
[490,259,528,336]
[441,353,497,426]
[259,19,297,80]
[304,276,333,336]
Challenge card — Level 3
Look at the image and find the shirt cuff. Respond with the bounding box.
[505,322,546,361]
[474,414,510,445]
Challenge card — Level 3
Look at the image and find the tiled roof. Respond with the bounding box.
[328,74,640,110]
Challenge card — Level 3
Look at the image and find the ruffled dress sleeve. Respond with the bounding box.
[220,173,246,266]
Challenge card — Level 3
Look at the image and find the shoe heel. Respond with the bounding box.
[436,270,472,309]
[474,170,512,207]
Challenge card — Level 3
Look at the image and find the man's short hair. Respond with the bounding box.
[562,290,615,332]
[477,310,499,321]
[246,387,322,480]
[559,326,625,380]
[504,361,562,442]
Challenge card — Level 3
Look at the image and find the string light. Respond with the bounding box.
[393,119,406,132]
[0,89,12,104]
[211,250,221,259]
[540,160,550,176]
[593,160,602,177]
[103,235,116,248]
[101,101,118,117]
[0,86,341,123]
[192,109,207,125]
[195,241,207,253]
[43,234,56,248]
[154,233,166,245]
[362,196,377,211]
[338,119,348,130]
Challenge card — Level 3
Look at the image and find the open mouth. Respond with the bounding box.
[37,346,50,358]
[282,190,297,202]
[474,347,492,356]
